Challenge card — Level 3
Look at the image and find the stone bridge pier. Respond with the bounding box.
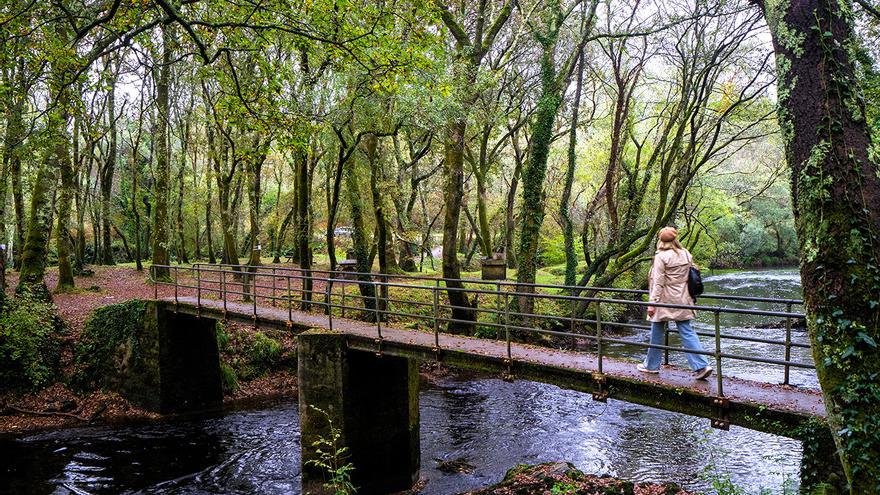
[297,329,420,495]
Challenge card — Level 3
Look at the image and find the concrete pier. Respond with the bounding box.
[114,302,223,414]
[298,329,419,494]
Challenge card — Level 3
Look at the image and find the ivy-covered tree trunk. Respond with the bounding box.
[151,26,172,281]
[517,43,563,314]
[762,0,880,490]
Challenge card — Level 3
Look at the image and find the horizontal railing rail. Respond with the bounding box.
[150,263,814,398]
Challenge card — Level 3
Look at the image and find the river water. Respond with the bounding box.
[1,269,809,495]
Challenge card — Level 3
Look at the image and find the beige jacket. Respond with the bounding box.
[647,247,696,322]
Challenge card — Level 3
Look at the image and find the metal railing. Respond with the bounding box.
[149,263,814,398]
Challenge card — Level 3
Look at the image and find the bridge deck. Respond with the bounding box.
[167,296,825,437]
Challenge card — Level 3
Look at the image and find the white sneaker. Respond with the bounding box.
[694,367,714,380]
[637,363,659,374]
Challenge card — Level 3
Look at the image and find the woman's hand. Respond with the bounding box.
[647,306,656,317]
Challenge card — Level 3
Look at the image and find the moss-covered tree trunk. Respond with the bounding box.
[346,155,377,314]
[762,0,880,490]
[151,26,172,281]
[18,140,56,297]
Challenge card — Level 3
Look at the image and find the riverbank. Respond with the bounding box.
[459,462,694,495]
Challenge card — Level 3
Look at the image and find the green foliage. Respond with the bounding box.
[248,332,281,371]
[220,362,239,393]
[550,482,579,495]
[228,331,284,381]
[71,300,147,391]
[216,323,231,352]
[0,291,62,392]
[305,406,357,495]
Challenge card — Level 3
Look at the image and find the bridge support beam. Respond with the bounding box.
[298,329,420,495]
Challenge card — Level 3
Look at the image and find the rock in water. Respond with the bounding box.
[459,462,692,495]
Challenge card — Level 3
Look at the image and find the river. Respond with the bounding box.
[1,269,808,495]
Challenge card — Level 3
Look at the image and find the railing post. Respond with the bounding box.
[326,276,334,332]
[496,282,502,340]
[196,266,201,309]
[374,281,382,339]
[433,285,440,350]
[341,280,347,318]
[272,267,277,307]
[570,297,576,349]
[714,309,723,397]
[152,266,158,300]
[221,269,227,314]
[783,302,792,386]
[504,290,511,361]
[287,273,292,325]
[596,300,603,374]
[174,266,179,305]
[663,322,670,365]
[252,272,258,321]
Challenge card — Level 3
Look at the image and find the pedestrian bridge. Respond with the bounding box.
[145,263,838,494]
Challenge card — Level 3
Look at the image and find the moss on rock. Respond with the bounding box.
[71,300,150,392]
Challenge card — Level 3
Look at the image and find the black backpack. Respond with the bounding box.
[687,252,704,300]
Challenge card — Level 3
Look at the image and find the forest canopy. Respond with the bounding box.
[0,0,798,298]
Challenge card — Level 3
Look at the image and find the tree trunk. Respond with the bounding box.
[205,157,216,264]
[55,95,75,290]
[442,117,475,333]
[561,51,584,288]
[763,0,880,490]
[294,144,312,310]
[151,25,172,280]
[101,71,117,265]
[506,131,524,268]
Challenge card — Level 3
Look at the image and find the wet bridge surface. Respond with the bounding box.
[166,296,824,438]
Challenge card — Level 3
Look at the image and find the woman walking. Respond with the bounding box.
[638,227,713,380]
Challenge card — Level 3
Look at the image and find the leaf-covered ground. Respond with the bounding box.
[1,265,299,433]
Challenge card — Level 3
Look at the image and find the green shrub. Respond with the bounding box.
[71,300,147,391]
[0,291,63,392]
[241,332,281,380]
[220,362,239,393]
[216,324,231,352]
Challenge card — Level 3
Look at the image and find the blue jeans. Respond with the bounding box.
[644,320,709,371]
